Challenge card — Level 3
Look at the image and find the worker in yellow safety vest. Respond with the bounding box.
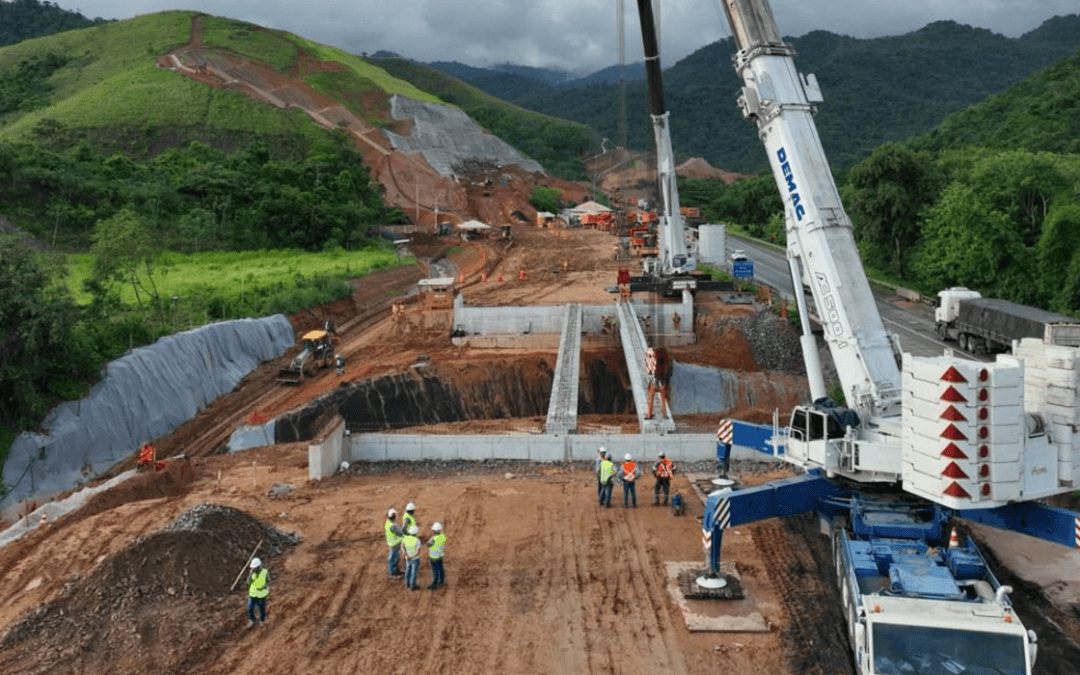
[599,452,615,508]
[652,452,675,506]
[403,502,418,534]
[402,525,422,591]
[247,557,271,627]
[385,508,404,579]
[426,522,447,590]
[621,454,641,508]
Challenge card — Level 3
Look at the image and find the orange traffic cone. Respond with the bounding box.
[481,273,487,282]
[948,527,960,548]
[519,269,528,281]
[497,273,503,282]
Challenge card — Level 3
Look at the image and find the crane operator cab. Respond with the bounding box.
[785,398,859,474]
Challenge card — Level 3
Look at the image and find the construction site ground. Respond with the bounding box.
[2,223,1079,674]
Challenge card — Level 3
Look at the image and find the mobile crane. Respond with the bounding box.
[632,0,697,290]
[700,1,1080,673]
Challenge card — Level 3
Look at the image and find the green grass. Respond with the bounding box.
[287,36,442,105]
[66,248,405,305]
[200,16,299,73]
[0,11,194,101]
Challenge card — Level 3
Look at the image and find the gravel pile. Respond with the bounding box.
[164,502,302,557]
[720,311,805,374]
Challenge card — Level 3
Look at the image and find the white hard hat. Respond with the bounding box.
[406,502,416,511]
[599,446,607,454]
[647,347,656,355]
[250,557,262,569]
[408,525,419,535]
[658,452,666,458]
[432,522,443,532]
[388,508,397,518]
[625,453,632,461]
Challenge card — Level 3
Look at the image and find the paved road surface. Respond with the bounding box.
[723,238,988,362]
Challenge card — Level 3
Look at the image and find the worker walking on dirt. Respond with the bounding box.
[621,453,641,508]
[402,525,422,591]
[599,452,615,508]
[426,522,446,590]
[385,508,404,578]
[652,452,675,506]
[403,502,418,534]
[645,346,672,420]
[335,353,345,375]
[247,557,271,627]
[595,447,608,504]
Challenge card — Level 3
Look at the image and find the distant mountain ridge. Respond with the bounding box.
[429,15,1080,173]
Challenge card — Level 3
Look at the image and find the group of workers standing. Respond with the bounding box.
[595,447,674,508]
[384,502,446,591]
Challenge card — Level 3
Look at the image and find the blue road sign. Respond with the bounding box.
[733,260,754,278]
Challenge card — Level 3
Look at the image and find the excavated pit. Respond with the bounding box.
[273,350,807,441]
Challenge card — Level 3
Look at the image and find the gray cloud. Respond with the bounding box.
[58,0,1077,73]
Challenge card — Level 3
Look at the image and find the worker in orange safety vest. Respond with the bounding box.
[652,452,675,506]
[620,453,641,508]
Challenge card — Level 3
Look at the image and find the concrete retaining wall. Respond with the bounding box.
[345,433,774,463]
[451,297,694,346]
[308,416,346,480]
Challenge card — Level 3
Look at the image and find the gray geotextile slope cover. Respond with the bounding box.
[383,95,546,177]
[2,315,295,506]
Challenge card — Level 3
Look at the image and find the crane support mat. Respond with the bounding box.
[664,562,769,632]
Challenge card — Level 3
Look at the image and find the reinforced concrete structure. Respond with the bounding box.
[300,291,776,480]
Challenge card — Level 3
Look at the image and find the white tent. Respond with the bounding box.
[570,201,612,214]
[456,219,493,231]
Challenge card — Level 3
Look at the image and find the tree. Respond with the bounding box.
[846,142,942,276]
[530,186,560,214]
[89,209,164,324]
[913,183,1025,298]
[0,234,87,427]
[1038,200,1080,313]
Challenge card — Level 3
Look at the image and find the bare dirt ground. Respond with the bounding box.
[4,220,1077,674]
[3,15,1076,674]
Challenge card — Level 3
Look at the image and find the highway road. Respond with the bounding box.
[722,237,989,363]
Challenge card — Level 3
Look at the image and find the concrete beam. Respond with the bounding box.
[545,303,582,436]
[617,301,677,434]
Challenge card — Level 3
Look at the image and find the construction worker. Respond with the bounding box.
[403,502,418,534]
[427,522,447,590]
[599,452,615,508]
[247,557,271,627]
[402,525,422,591]
[595,447,608,504]
[645,346,672,419]
[653,451,675,506]
[385,508,404,578]
[621,453,641,508]
[335,353,345,375]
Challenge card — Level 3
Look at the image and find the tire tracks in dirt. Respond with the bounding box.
[752,515,853,675]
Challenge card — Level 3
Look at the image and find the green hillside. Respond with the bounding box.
[0,12,444,158]
[452,16,1080,173]
[910,49,1080,156]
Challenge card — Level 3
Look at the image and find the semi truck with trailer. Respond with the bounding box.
[934,287,1080,354]
[698,1,1080,673]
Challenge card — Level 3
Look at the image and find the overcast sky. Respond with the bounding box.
[56,0,1078,74]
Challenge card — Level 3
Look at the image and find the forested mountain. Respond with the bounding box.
[443,16,1080,173]
[0,0,106,47]
[427,60,647,96]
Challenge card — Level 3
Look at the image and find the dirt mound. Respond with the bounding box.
[0,504,301,675]
[675,157,746,184]
[78,458,194,519]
